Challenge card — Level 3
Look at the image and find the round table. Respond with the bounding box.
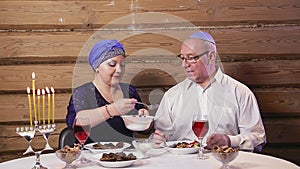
[0,149,299,169]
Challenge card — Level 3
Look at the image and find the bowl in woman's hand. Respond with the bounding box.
[121,115,154,131]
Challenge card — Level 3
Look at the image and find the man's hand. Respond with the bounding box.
[206,133,231,150]
[149,130,168,148]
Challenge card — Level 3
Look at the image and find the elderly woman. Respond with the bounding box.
[66,39,149,143]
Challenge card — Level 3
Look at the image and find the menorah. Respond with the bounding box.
[16,120,56,169]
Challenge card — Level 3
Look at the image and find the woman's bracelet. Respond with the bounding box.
[105,105,113,118]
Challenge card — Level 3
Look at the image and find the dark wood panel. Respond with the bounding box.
[264,118,300,144]
[262,144,300,166]
[1,27,300,61]
[254,88,300,115]
[0,0,299,29]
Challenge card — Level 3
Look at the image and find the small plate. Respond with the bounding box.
[93,153,137,168]
[165,140,199,155]
[121,115,154,131]
[84,142,131,154]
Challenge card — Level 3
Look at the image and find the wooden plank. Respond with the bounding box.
[0,59,299,91]
[263,118,300,144]
[0,0,299,29]
[222,60,300,86]
[0,87,299,120]
[1,27,300,61]
[0,93,70,122]
[254,88,300,115]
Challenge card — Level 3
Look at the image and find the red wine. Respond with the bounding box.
[192,120,208,138]
[74,125,90,144]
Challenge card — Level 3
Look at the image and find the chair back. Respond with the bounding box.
[58,127,76,149]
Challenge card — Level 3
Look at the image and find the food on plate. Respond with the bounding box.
[100,152,137,161]
[92,141,124,149]
[170,140,200,148]
[212,146,239,161]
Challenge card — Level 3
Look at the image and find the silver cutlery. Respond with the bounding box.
[136,101,159,110]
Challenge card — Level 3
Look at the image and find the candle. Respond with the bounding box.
[37,89,41,124]
[32,72,37,121]
[51,87,55,124]
[27,87,33,126]
[46,87,50,124]
[42,89,45,125]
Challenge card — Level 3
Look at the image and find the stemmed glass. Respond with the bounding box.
[73,118,92,165]
[192,113,209,159]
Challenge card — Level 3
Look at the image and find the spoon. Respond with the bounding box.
[136,102,159,110]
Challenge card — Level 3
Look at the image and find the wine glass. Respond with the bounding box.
[192,113,209,159]
[73,118,92,165]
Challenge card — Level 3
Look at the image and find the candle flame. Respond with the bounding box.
[50,87,55,93]
[45,87,50,94]
[27,87,30,94]
[42,89,45,95]
[32,72,35,79]
[37,89,41,95]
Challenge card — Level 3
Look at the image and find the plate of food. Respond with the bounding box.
[165,140,200,155]
[84,141,131,154]
[93,152,137,168]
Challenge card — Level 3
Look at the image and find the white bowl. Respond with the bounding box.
[121,115,154,131]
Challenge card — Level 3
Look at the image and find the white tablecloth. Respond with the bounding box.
[0,149,299,169]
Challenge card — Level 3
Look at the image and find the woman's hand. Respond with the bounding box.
[110,98,137,116]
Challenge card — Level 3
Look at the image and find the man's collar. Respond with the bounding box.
[185,67,224,90]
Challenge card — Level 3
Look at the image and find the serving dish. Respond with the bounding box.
[93,153,137,168]
[165,140,199,155]
[121,115,154,131]
[84,142,131,154]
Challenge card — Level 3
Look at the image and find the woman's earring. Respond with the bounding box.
[96,70,99,73]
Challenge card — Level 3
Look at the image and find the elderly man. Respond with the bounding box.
[153,31,266,153]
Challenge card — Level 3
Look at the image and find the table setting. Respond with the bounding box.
[2,72,299,169]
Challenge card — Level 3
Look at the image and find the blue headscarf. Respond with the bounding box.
[88,40,125,71]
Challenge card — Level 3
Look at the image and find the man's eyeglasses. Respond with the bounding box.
[177,51,210,63]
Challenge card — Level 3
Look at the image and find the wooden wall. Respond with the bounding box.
[0,0,299,165]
